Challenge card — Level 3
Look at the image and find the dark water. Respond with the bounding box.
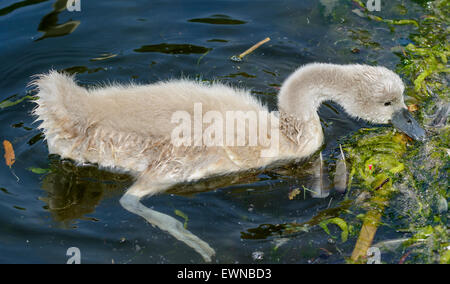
[0,0,428,263]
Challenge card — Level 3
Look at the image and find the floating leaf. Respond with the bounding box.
[407,104,419,112]
[3,140,15,167]
[288,188,301,200]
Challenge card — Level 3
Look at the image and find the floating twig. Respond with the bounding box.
[231,37,271,62]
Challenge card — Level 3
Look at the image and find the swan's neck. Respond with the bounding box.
[278,64,349,121]
[277,64,351,148]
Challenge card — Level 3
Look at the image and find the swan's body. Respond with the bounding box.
[31,63,425,262]
[32,76,315,182]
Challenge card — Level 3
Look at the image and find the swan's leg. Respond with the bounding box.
[119,180,215,262]
[310,152,331,199]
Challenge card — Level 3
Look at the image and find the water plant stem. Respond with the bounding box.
[351,178,390,262]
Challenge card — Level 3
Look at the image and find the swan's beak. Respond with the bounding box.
[391,108,426,141]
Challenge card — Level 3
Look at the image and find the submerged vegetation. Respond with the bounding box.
[243,0,448,263]
[331,0,449,263]
[363,0,448,264]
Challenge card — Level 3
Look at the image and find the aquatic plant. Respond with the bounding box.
[346,0,449,263]
[243,0,448,264]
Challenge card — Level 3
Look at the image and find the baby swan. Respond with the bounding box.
[31,63,425,262]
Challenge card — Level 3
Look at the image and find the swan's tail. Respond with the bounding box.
[29,71,88,149]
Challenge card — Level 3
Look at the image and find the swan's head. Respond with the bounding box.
[279,63,426,141]
[341,65,426,141]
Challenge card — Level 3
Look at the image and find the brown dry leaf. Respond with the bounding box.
[3,140,15,167]
[288,188,301,200]
[407,104,419,112]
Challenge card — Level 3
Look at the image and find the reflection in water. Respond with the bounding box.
[38,155,315,226]
[167,171,262,196]
[223,72,257,79]
[63,65,106,75]
[0,187,12,195]
[188,14,247,25]
[0,0,49,16]
[134,43,211,54]
[39,157,131,226]
[36,0,80,41]
[319,0,339,16]
[207,39,228,43]
[1,0,441,264]
[241,200,352,239]
[27,133,44,145]
[309,152,331,198]
[349,29,381,49]
[38,156,262,225]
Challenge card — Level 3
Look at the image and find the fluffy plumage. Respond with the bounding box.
[30,63,409,262]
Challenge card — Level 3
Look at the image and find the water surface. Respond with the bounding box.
[0,0,437,263]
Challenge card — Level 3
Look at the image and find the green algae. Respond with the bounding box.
[175,209,189,229]
[343,130,409,262]
[0,95,35,109]
[27,167,51,174]
[319,217,350,243]
[249,0,449,263]
[347,0,449,263]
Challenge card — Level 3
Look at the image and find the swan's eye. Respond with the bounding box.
[384,102,392,106]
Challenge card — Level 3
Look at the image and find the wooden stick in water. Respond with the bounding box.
[231,37,271,62]
[351,178,391,262]
[239,37,271,59]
